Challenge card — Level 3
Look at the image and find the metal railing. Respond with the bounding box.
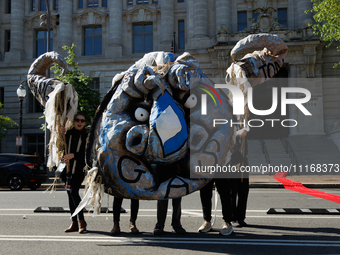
[280,137,299,175]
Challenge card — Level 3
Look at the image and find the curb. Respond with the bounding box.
[41,182,340,190]
[249,183,340,188]
[267,208,340,214]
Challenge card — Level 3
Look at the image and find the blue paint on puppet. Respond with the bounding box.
[164,53,177,63]
[150,91,188,156]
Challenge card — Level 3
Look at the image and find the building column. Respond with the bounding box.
[297,0,313,28]
[160,0,174,48]
[58,0,73,51]
[215,0,230,33]
[288,64,299,136]
[108,0,122,57]
[187,0,194,40]
[109,0,122,46]
[193,0,208,38]
[5,0,25,62]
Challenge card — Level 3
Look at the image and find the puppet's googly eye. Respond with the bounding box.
[184,94,197,109]
[135,107,149,122]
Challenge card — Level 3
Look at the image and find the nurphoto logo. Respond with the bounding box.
[200,84,313,129]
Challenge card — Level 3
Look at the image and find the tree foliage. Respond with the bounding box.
[51,44,101,123]
[308,0,340,67]
[0,103,18,142]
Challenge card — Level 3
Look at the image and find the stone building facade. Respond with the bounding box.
[0,0,340,157]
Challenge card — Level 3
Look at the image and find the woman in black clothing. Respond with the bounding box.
[63,114,88,234]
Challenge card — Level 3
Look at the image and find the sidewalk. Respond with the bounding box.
[42,175,340,189]
[249,174,340,188]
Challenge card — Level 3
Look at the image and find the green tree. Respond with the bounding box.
[0,103,18,142]
[308,0,340,67]
[51,44,101,123]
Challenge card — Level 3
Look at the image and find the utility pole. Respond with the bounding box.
[39,0,59,166]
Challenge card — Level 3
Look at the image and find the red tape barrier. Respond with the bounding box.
[274,173,340,204]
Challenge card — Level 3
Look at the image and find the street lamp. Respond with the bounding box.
[16,81,27,154]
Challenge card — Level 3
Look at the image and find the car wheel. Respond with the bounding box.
[8,175,24,191]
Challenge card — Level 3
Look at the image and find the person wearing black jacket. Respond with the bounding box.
[63,114,88,234]
[230,106,250,228]
[230,129,249,227]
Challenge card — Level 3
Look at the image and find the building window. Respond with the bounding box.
[5,30,10,52]
[238,11,247,31]
[152,0,158,3]
[178,0,184,2]
[26,134,44,160]
[137,0,149,4]
[0,88,4,106]
[178,20,185,50]
[90,78,100,93]
[36,30,53,57]
[79,0,83,8]
[28,92,44,113]
[88,0,99,8]
[40,0,47,11]
[128,0,133,5]
[278,8,287,26]
[103,0,107,7]
[84,27,102,56]
[133,24,153,53]
[32,0,36,11]
[5,0,11,14]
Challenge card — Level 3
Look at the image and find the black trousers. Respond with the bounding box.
[199,179,232,223]
[230,177,249,222]
[113,197,139,222]
[67,176,84,222]
[156,197,182,229]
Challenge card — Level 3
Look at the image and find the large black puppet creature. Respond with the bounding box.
[27,33,287,214]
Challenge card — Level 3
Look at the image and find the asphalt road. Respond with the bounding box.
[1,188,340,255]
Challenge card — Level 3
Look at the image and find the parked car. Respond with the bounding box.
[0,154,48,191]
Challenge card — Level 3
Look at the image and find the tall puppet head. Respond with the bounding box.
[87,52,233,200]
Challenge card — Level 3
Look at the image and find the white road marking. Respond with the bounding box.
[0,209,268,212]
[182,210,202,216]
[0,209,36,211]
[1,213,340,219]
[0,235,339,247]
[275,209,285,213]
[327,209,339,213]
